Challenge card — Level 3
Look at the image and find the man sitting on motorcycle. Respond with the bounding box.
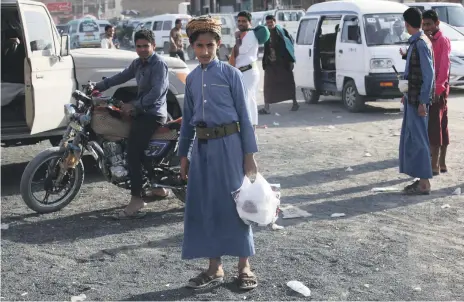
[94,29,169,219]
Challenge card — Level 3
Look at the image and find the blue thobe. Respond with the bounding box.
[178,59,258,259]
[399,31,434,179]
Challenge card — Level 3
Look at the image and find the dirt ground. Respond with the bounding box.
[1,61,464,301]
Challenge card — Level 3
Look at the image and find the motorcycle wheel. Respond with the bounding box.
[20,147,84,214]
[173,188,186,203]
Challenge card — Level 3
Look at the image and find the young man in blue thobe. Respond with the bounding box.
[178,16,259,290]
[400,8,435,195]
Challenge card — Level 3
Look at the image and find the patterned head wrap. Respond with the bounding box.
[186,16,222,39]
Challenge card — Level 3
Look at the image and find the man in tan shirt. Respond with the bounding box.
[169,19,185,62]
[101,25,119,49]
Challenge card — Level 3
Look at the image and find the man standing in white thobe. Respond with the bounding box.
[229,11,260,127]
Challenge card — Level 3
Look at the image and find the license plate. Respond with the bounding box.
[85,35,94,40]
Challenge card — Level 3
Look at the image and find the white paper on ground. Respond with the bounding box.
[280,205,312,219]
[371,187,401,192]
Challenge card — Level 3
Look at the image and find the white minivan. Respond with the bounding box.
[295,0,411,112]
[144,14,191,54]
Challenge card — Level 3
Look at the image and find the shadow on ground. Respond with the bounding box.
[1,205,184,244]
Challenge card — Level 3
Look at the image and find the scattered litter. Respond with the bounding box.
[348,137,354,140]
[414,286,422,292]
[273,122,280,126]
[375,268,380,272]
[393,132,401,136]
[364,284,370,288]
[71,294,86,302]
[21,293,28,297]
[242,296,247,300]
[280,205,312,219]
[432,253,445,260]
[331,213,346,218]
[305,127,313,130]
[328,125,336,129]
[364,152,372,157]
[1,223,9,230]
[165,284,170,287]
[287,280,311,297]
[271,223,284,230]
[371,187,400,192]
[336,116,342,118]
[452,188,462,195]
[256,125,268,129]
[275,112,281,116]
[345,167,353,172]
[441,204,451,209]
[368,135,374,138]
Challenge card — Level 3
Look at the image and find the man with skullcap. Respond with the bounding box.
[178,16,259,290]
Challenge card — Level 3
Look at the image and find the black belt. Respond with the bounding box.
[238,64,253,73]
[195,122,239,140]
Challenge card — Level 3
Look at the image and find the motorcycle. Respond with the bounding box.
[20,83,187,214]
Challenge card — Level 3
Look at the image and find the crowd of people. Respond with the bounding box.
[93,6,451,290]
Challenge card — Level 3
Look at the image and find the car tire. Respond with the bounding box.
[302,88,320,104]
[343,80,365,112]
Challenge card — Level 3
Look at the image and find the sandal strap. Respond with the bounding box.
[189,272,212,285]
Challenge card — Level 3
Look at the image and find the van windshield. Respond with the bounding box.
[363,14,409,46]
[433,5,464,28]
[79,20,99,33]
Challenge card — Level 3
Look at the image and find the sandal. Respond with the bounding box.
[258,108,270,115]
[403,183,431,195]
[236,272,258,290]
[186,272,224,289]
[290,103,300,111]
[404,180,419,191]
[112,210,146,220]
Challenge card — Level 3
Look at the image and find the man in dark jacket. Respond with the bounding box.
[258,15,298,114]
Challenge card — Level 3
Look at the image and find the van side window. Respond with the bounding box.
[144,21,152,30]
[69,22,77,34]
[341,16,361,44]
[23,6,55,55]
[278,12,286,21]
[163,21,172,30]
[153,21,162,31]
[296,19,318,45]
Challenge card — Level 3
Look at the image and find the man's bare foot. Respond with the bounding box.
[124,196,146,214]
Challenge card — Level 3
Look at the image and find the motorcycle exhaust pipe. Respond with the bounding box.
[151,183,184,190]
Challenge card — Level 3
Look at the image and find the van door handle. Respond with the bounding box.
[309,49,312,57]
[339,49,343,54]
[36,74,44,79]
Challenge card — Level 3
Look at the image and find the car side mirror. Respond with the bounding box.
[60,34,70,56]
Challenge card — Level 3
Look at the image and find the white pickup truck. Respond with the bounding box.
[1,0,189,147]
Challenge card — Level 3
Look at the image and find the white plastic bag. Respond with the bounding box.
[232,173,280,226]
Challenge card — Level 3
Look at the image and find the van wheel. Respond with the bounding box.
[343,80,365,112]
[71,42,79,49]
[302,88,320,104]
[218,45,229,61]
[163,42,170,54]
[187,46,196,60]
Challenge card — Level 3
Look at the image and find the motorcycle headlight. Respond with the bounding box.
[64,104,76,121]
[370,58,393,69]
